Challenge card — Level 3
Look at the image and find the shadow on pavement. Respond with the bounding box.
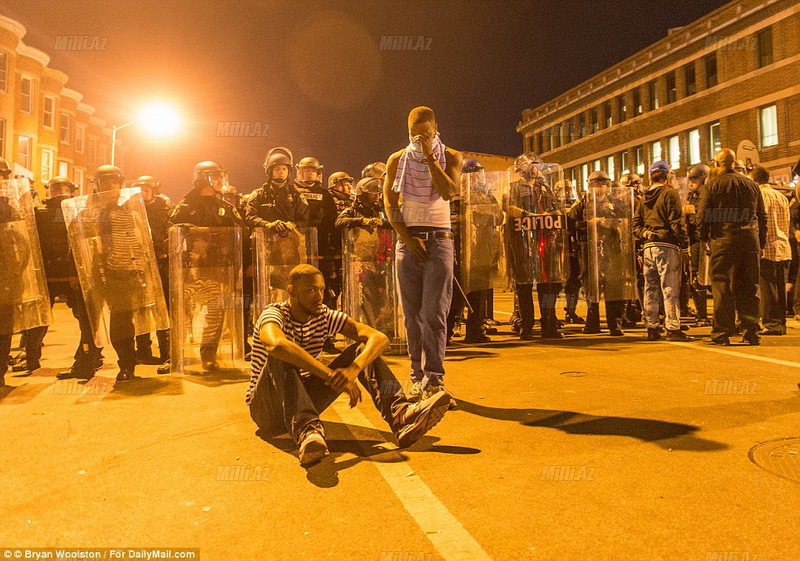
[175,369,250,387]
[456,400,728,452]
[104,376,185,399]
[256,421,480,488]
[0,383,51,405]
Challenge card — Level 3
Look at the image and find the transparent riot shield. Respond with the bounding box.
[502,164,570,285]
[252,226,318,321]
[0,179,52,335]
[61,187,168,347]
[342,226,406,354]
[169,226,245,375]
[461,170,506,294]
[586,182,638,302]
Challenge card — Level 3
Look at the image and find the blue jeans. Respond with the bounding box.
[396,236,454,385]
[642,245,682,331]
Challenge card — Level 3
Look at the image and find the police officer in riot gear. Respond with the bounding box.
[294,157,339,312]
[170,161,245,371]
[244,147,308,231]
[506,152,565,339]
[131,175,171,366]
[328,171,354,214]
[362,162,387,180]
[72,165,144,381]
[15,178,87,376]
[336,177,397,337]
[558,179,584,325]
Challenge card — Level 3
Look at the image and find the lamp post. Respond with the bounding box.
[110,103,181,166]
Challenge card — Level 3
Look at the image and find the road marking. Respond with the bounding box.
[665,341,800,368]
[331,400,493,561]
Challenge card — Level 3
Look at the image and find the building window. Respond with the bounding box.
[635,146,645,175]
[74,168,85,194]
[578,114,586,138]
[41,148,54,183]
[591,108,599,134]
[665,72,677,104]
[633,88,643,116]
[88,138,97,162]
[593,160,601,171]
[606,155,615,179]
[757,27,773,68]
[43,97,55,129]
[668,136,681,170]
[536,132,543,153]
[651,141,662,162]
[709,122,721,159]
[548,127,556,151]
[17,136,31,170]
[75,124,86,153]
[581,163,589,191]
[60,113,71,144]
[621,151,630,175]
[604,101,612,128]
[565,120,574,144]
[688,129,701,165]
[0,119,5,158]
[685,63,696,96]
[0,51,7,92]
[648,80,659,110]
[58,161,69,177]
[760,104,778,148]
[20,77,34,114]
[705,54,718,88]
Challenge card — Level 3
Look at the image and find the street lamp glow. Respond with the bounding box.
[138,103,181,138]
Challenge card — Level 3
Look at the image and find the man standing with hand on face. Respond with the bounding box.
[384,107,462,403]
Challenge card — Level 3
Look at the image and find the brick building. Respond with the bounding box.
[0,14,115,195]
[517,0,800,191]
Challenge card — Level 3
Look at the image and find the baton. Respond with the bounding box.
[453,275,474,314]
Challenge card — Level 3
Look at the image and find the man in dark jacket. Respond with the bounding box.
[684,164,711,323]
[698,149,767,345]
[633,161,693,341]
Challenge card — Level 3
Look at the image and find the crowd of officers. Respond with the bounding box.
[0,144,797,385]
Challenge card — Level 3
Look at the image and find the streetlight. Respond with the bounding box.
[111,102,181,165]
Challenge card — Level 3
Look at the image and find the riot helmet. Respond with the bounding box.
[92,165,125,193]
[193,161,228,193]
[263,147,293,184]
[295,156,324,188]
[361,162,387,179]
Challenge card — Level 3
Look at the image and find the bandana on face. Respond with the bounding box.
[391,132,447,203]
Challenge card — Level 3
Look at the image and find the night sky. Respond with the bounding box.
[4,0,730,199]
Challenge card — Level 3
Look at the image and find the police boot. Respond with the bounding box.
[57,360,95,380]
[156,329,170,363]
[541,310,563,340]
[564,308,585,324]
[582,303,601,334]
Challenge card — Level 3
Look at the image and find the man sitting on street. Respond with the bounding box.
[246,264,452,465]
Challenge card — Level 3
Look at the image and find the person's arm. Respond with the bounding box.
[384,151,427,260]
[259,321,333,381]
[696,183,710,243]
[244,191,275,230]
[326,317,390,392]
[669,191,688,248]
[755,184,767,250]
[631,199,649,240]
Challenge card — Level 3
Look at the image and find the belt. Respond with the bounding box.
[409,230,453,241]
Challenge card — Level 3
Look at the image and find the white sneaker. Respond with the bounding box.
[395,390,451,448]
[298,429,329,465]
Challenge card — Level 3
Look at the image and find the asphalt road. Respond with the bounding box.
[2,294,799,561]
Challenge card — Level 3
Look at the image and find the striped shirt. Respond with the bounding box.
[759,185,791,262]
[245,301,349,405]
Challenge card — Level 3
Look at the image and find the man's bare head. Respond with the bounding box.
[408,106,437,138]
[714,148,736,171]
